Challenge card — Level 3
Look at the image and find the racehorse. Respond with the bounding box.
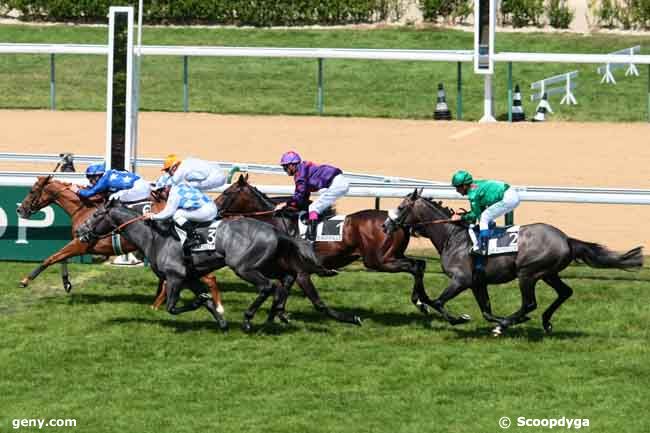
[16,176,224,314]
[77,202,359,331]
[214,174,432,314]
[383,189,644,335]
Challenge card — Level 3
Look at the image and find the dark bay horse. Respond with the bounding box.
[77,202,357,331]
[215,174,432,314]
[16,176,223,313]
[383,189,644,335]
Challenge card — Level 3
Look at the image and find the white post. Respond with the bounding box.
[131,0,143,173]
[601,63,616,84]
[625,47,639,77]
[479,75,496,123]
[560,72,577,105]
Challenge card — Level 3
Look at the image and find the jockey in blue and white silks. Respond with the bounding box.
[148,182,218,251]
[162,154,226,191]
[77,163,150,202]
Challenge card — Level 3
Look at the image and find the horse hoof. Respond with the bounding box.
[543,322,553,334]
[218,319,229,332]
[353,316,363,326]
[64,281,72,293]
[150,304,159,310]
[278,312,290,324]
[416,301,430,315]
[451,314,471,325]
[241,321,253,333]
[19,278,29,288]
[492,325,504,337]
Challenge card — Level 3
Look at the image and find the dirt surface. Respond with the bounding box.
[1,109,649,251]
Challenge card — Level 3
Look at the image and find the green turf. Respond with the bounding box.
[0,255,648,433]
[1,24,650,121]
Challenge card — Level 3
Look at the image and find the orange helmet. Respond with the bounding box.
[162,154,181,172]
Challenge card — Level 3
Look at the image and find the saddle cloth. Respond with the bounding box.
[124,200,153,215]
[298,212,345,242]
[174,220,223,252]
[468,225,520,255]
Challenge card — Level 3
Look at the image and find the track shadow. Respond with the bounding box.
[105,316,303,335]
[285,306,435,328]
[67,293,157,306]
[445,325,589,342]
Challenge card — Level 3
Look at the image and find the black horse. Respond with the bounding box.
[384,189,643,335]
[77,202,360,332]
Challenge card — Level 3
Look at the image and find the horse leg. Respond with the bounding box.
[236,269,276,333]
[470,284,505,324]
[273,274,295,324]
[296,273,362,326]
[200,274,225,318]
[20,239,87,288]
[266,278,290,326]
[152,279,166,309]
[431,279,472,325]
[493,276,538,336]
[541,274,573,334]
[165,278,206,315]
[365,252,431,315]
[60,261,72,292]
[187,279,228,332]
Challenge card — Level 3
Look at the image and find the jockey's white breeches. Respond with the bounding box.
[479,188,520,230]
[109,178,151,202]
[173,201,218,225]
[308,174,350,215]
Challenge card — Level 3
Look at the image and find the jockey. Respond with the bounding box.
[274,151,350,242]
[450,170,520,256]
[76,163,151,203]
[145,181,218,254]
[161,154,226,191]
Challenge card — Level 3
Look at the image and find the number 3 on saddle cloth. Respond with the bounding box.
[468,224,520,255]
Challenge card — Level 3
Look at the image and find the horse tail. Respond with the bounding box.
[568,238,643,270]
[277,233,337,277]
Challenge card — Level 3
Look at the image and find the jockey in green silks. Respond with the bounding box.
[449,170,520,259]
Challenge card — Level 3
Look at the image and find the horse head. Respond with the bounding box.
[17,176,55,218]
[216,174,274,214]
[383,188,420,234]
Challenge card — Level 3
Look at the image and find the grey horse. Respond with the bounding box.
[384,189,643,336]
[78,202,360,332]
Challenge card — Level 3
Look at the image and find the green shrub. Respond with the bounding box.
[420,0,471,24]
[631,0,650,29]
[547,0,574,28]
[1,0,399,26]
[501,0,545,27]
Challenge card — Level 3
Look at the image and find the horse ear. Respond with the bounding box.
[410,188,418,199]
[237,174,245,185]
[418,188,424,197]
[243,172,249,182]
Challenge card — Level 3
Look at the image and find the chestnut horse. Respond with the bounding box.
[16,176,223,313]
[215,174,432,314]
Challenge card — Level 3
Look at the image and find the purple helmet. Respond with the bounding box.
[280,151,301,166]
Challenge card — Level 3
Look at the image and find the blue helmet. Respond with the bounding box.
[85,163,106,177]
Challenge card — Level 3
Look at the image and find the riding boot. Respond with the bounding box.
[307,220,318,242]
[179,221,202,255]
[478,229,490,256]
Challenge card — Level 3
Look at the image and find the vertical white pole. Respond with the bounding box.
[479,75,496,123]
[105,10,115,170]
[132,0,143,173]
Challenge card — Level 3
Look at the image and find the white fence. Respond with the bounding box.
[531,71,578,105]
[597,46,640,84]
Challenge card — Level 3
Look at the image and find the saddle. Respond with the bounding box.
[469,224,520,256]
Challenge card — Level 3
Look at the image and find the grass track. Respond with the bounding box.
[0,256,648,433]
[1,25,650,121]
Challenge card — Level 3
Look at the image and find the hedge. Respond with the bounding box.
[1,0,400,26]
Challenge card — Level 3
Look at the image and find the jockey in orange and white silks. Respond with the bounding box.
[162,154,226,191]
[274,151,349,241]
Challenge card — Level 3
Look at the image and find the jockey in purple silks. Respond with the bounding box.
[274,151,350,242]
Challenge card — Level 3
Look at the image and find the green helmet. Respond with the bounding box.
[451,170,473,187]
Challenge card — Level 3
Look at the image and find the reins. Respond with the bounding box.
[92,214,149,240]
[220,209,276,217]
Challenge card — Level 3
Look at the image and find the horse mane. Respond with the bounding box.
[420,197,454,217]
